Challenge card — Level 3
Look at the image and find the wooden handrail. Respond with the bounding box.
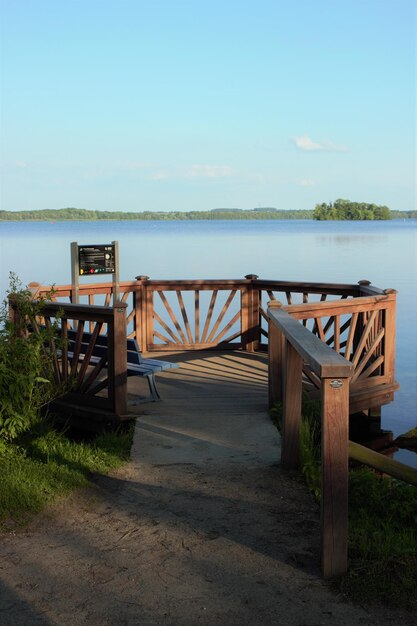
[268,301,352,580]
[282,291,396,318]
[357,279,388,296]
[29,300,127,319]
[254,278,361,296]
[268,303,353,379]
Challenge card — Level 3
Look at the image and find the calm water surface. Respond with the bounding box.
[1,219,416,464]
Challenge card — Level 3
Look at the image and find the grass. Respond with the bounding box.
[341,468,417,610]
[0,417,134,531]
[271,399,417,610]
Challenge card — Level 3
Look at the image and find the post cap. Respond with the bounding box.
[358,279,371,285]
[267,300,282,308]
[27,282,41,296]
[135,275,150,281]
[244,274,259,280]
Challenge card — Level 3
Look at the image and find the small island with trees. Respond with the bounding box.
[313,199,392,220]
[0,201,415,221]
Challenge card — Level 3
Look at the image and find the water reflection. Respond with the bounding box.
[350,413,397,458]
[316,235,385,247]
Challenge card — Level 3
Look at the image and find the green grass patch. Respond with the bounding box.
[0,419,134,530]
[342,469,417,610]
[270,396,321,499]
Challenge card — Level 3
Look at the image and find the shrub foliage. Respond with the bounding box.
[0,273,61,442]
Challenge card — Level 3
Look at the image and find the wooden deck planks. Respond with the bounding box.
[128,350,279,466]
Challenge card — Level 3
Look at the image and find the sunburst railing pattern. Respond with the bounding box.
[280,291,397,396]
[144,284,244,350]
[14,300,129,420]
[255,280,360,345]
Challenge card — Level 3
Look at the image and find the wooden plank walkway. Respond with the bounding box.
[128,350,280,466]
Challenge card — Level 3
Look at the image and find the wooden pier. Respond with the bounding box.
[16,274,406,579]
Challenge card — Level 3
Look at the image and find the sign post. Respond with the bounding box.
[71,241,120,305]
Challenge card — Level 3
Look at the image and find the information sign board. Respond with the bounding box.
[78,244,116,275]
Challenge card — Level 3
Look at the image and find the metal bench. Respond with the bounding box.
[67,329,179,402]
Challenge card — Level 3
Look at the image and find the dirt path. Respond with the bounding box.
[1,456,412,625]
[0,353,414,625]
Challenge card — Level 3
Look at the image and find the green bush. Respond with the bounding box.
[0,273,61,442]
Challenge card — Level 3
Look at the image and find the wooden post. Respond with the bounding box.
[244,274,260,352]
[383,289,397,385]
[281,340,303,469]
[268,301,284,407]
[321,376,349,579]
[135,275,149,351]
[241,285,250,352]
[145,285,154,352]
[28,282,41,298]
[357,279,371,293]
[111,304,128,417]
[70,241,80,304]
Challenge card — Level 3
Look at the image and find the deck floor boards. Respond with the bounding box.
[128,350,280,465]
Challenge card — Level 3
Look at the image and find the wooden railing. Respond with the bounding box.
[30,275,383,349]
[268,301,353,579]
[267,300,416,579]
[276,290,398,414]
[11,299,129,426]
[30,276,398,413]
[30,276,260,351]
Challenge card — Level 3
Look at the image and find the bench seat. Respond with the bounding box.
[66,329,179,402]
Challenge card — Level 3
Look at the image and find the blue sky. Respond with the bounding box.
[0,0,415,212]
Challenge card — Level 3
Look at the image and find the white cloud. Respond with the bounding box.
[186,164,237,179]
[299,179,315,186]
[14,160,28,168]
[293,135,347,152]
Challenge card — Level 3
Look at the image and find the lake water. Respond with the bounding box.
[1,219,416,465]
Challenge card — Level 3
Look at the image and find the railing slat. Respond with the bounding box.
[201,290,218,343]
[206,290,237,344]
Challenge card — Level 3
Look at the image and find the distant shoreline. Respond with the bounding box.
[0,208,416,221]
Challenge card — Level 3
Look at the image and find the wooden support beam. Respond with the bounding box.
[281,340,303,469]
[349,441,417,488]
[383,291,397,384]
[244,274,260,352]
[111,304,128,417]
[135,275,149,351]
[268,303,284,407]
[321,377,349,579]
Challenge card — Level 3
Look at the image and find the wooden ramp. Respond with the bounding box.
[128,351,280,466]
